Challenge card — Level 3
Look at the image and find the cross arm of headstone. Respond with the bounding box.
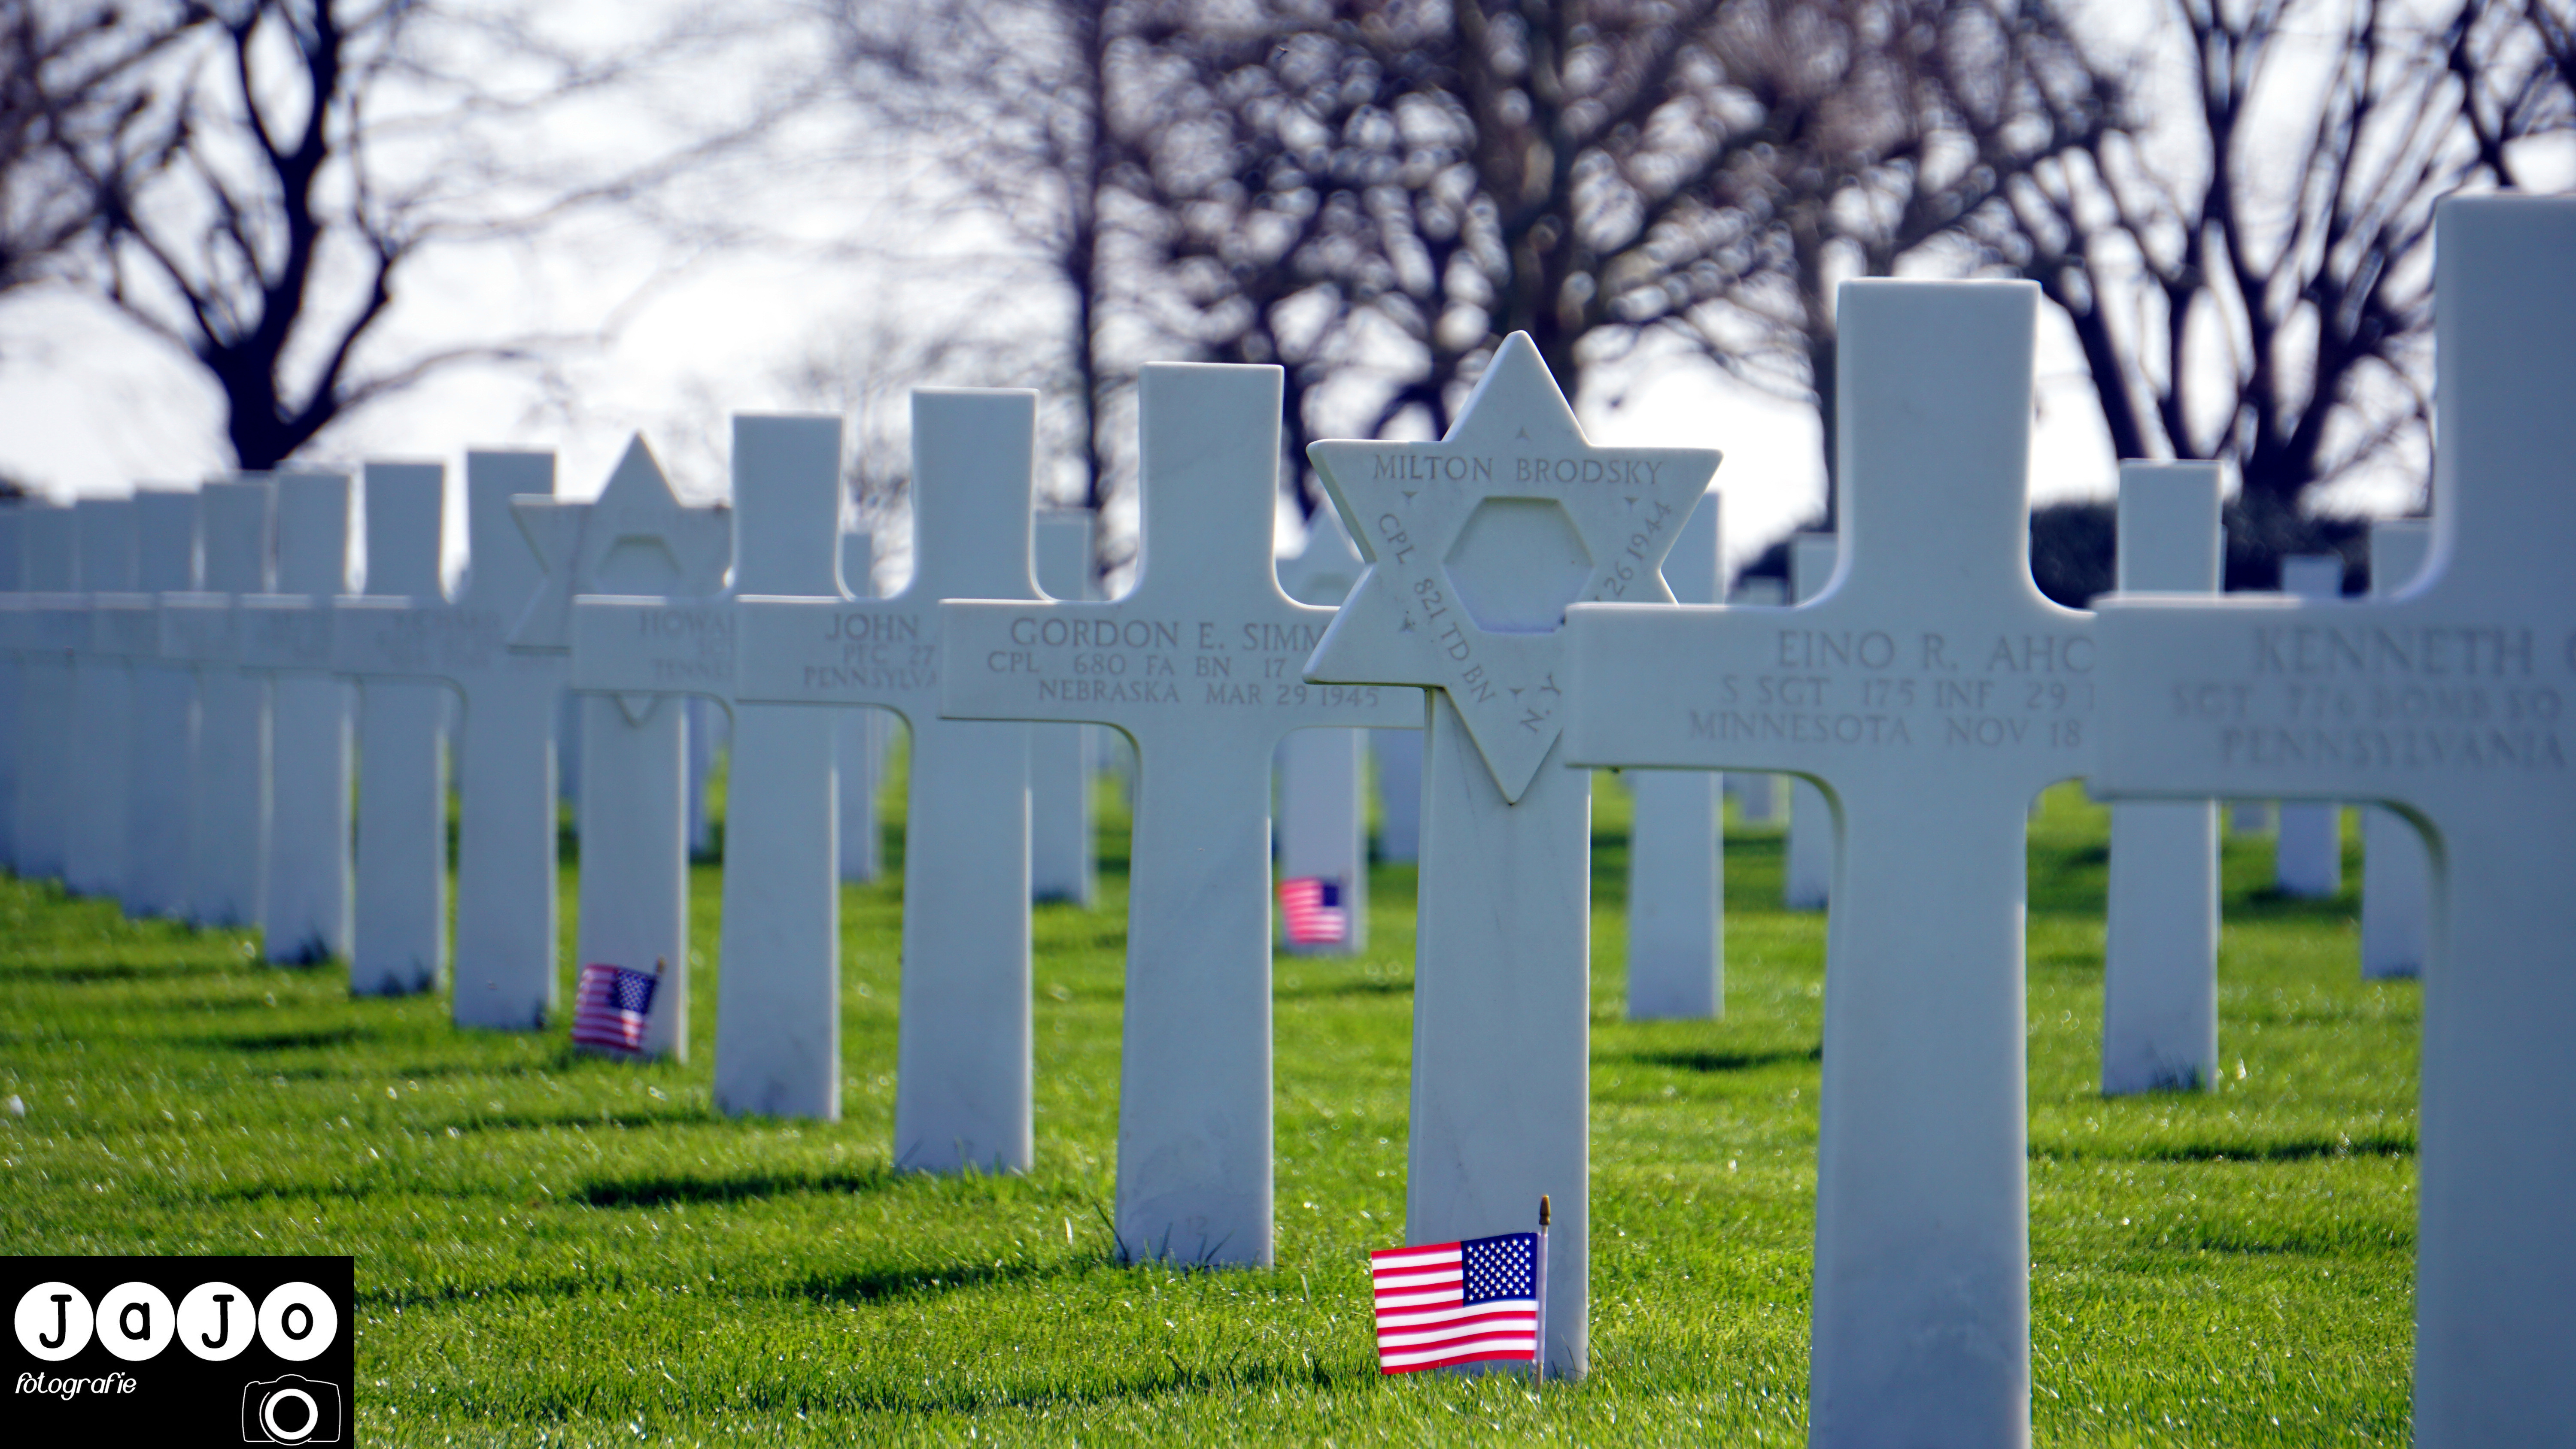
[1299,331,1719,802]
[1558,285,2091,799]
[732,397,1043,723]
[334,454,560,692]
[553,438,739,701]
[939,364,1422,743]
[159,482,260,665]
[238,467,355,676]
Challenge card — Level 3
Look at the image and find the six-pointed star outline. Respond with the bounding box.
[1302,332,1720,801]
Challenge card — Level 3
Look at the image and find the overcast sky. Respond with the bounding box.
[0,0,2549,585]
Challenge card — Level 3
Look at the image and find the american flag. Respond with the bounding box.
[1371,1232,1540,1373]
[1278,876,1348,946]
[571,961,658,1054]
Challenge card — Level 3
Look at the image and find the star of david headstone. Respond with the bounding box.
[1301,331,1719,1379]
[570,403,1043,1148]
[2090,196,2576,1446]
[1561,283,2086,1437]
[511,438,730,1049]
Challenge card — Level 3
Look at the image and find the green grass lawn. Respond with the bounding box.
[0,753,2416,1445]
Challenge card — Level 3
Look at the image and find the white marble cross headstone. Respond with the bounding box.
[571,417,879,1113]
[164,480,274,929]
[2272,554,2348,898]
[580,401,1041,1137]
[334,454,565,1025]
[1302,333,1719,1375]
[1029,510,1099,906]
[13,506,84,882]
[2093,197,2576,1445]
[2359,518,2433,979]
[1627,490,1723,1019]
[943,364,1423,1264]
[1274,505,1376,955]
[122,488,200,919]
[1783,532,1837,909]
[1564,282,2079,1438]
[344,463,450,996]
[2099,463,2224,1096]
[69,497,138,902]
[512,440,729,1052]
[243,470,357,966]
[836,526,886,885]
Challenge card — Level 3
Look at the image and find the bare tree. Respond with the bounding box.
[1098,0,2115,527]
[1989,0,2572,583]
[830,1,1145,528]
[0,1,209,296]
[38,0,816,471]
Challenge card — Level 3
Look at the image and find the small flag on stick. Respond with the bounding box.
[572,958,660,1055]
[1279,876,1349,945]
[1371,1231,1540,1373]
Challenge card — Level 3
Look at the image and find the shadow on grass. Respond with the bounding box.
[793,1253,1076,1306]
[453,1108,708,1135]
[1276,976,1413,999]
[0,959,238,985]
[186,1024,379,1052]
[580,1166,901,1209]
[2036,1131,2415,1164]
[1629,1045,1821,1074]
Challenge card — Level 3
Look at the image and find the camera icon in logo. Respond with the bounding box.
[241,1373,341,1444]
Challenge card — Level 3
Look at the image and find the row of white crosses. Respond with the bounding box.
[1532,198,2566,1442]
[0,195,2552,1444]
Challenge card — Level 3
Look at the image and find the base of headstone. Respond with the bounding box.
[1410,697,1589,1379]
[2100,800,2219,1094]
[1785,777,1831,909]
[13,658,72,879]
[352,682,447,997]
[125,663,196,918]
[1030,721,1096,905]
[1626,770,1720,1020]
[264,676,352,966]
[2360,806,2429,979]
[714,703,842,1119]
[2275,802,2342,898]
[838,708,884,883]
[573,694,687,1052]
[893,716,1033,1170]
[188,670,267,927]
[452,678,561,1029]
[68,657,135,900]
[1277,728,1367,955]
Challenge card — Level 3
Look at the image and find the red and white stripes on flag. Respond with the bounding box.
[571,961,658,1055]
[1371,1232,1540,1373]
[1278,875,1349,946]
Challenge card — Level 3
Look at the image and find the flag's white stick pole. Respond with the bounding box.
[1536,1194,1551,1386]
